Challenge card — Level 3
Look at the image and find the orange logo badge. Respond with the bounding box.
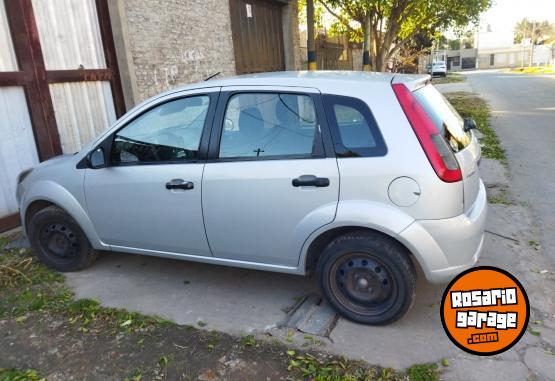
[440,266,529,355]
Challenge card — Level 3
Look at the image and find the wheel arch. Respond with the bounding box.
[303,225,421,275]
[20,180,105,249]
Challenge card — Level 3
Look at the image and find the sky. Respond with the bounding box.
[476,0,555,47]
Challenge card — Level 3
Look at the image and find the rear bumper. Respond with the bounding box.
[397,179,487,284]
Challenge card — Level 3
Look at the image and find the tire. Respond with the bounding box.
[317,231,416,325]
[28,206,98,272]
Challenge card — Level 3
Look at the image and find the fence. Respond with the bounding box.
[301,34,362,71]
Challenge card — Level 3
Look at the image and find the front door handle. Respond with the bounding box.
[165,179,194,190]
[292,175,330,187]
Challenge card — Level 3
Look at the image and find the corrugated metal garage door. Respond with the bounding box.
[229,0,285,74]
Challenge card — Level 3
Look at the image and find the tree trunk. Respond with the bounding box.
[362,14,371,71]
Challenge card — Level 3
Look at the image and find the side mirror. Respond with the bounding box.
[463,118,477,132]
[89,148,106,169]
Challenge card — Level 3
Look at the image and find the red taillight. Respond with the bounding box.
[392,83,462,183]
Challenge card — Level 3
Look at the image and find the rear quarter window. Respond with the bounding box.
[323,95,387,157]
[412,85,471,152]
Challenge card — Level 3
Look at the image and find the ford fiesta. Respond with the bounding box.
[17,71,486,325]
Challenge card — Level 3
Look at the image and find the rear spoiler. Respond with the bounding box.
[391,74,431,92]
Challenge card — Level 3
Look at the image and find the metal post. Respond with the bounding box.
[529,20,535,67]
[521,18,527,68]
[307,0,316,70]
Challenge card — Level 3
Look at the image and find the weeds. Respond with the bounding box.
[285,350,440,381]
[431,73,465,84]
[528,240,541,251]
[0,368,45,381]
[406,363,440,381]
[488,194,511,205]
[0,247,173,335]
[445,92,506,163]
[240,334,257,347]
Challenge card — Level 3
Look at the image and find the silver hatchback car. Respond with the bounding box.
[17,71,486,325]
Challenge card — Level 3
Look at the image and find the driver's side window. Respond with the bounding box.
[112,95,210,164]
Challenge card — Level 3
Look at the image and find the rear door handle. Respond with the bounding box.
[165,179,194,190]
[292,175,330,187]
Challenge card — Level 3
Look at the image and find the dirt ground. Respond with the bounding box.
[1,312,291,380]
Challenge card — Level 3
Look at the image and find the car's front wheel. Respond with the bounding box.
[317,231,416,325]
[28,206,98,272]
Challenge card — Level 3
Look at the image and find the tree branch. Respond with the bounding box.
[316,0,359,32]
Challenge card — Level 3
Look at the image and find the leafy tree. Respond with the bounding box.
[513,19,555,44]
[317,0,491,71]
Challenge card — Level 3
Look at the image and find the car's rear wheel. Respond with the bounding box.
[317,231,416,325]
[28,206,98,272]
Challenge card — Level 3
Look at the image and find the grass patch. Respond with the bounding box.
[431,73,465,84]
[240,334,257,347]
[507,66,554,75]
[444,92,506,163]
[406,363,440,381]
[286,351,441,381]
[488,194,511,205]
[0,368,45,381]
[0,244,174,335]
[528,240,541,251]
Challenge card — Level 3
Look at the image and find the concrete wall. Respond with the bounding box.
[477,48,530,69]
[282,0,302,71]
[109,0,301,107]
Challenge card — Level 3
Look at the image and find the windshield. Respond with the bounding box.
[413,84,471,151]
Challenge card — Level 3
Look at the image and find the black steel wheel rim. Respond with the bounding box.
[39,222,79,261]
[330,253,398,316]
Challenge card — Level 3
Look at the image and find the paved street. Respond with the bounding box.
[466,71,555,263]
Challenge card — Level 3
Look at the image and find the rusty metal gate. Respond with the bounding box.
[0,0,125,232]
[229,0,285,74]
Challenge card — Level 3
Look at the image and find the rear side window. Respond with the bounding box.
[323,95,387,157]
[412,85,471,152]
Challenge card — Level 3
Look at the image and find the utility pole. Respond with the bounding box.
[307,0,317,70]
[529,20,536,67]
[521,18,527,68]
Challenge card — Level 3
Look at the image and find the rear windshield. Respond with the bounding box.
[413,84,471,151]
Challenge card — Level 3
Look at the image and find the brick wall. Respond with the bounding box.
[110,0,236,104]
[110,0,301,106]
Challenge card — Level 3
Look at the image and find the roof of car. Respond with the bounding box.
[134,71,430,112]
[162,71,429,92]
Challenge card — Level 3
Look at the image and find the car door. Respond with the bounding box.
[202,87,339,268]
[84,89,219,256]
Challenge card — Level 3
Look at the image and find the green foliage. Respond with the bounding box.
[0,248,174,334]
[317,0,491,70]
[431,73,465,84]
[0,368,45,381]
[240,334,257,347]
[286,351,440,381]
[513,19,555,44]
[406,363,440,381]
